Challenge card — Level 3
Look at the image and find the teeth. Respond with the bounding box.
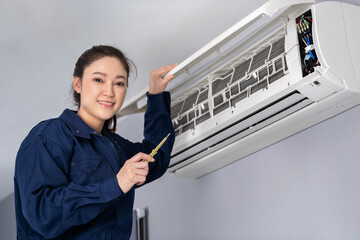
[98,100,114,106]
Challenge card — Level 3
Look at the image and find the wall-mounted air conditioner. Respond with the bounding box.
[118,0,360,178]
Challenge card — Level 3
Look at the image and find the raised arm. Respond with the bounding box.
[115,64,177,187]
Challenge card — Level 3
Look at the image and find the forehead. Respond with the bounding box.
[84,56,127,78]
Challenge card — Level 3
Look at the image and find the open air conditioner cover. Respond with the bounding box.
[118,0,360,178]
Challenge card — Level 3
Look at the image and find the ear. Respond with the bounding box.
[73,77,81,94]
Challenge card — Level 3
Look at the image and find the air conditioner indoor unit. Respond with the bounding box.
[118,0,360,178]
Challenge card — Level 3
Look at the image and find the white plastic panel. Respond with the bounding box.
[117,0,316,118]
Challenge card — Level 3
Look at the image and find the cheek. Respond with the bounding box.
[79,85,99,105]
[117,89,127,102]
[83,84,100,97]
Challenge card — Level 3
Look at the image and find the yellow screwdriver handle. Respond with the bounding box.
[146,133,170,161]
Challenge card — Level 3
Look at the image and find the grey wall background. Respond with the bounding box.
[1,0,360,239]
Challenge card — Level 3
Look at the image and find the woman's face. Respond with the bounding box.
[73,56,127,131]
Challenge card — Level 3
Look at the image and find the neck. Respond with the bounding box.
[77,109,104,134]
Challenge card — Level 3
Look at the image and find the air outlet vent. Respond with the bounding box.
[169,91,313,171]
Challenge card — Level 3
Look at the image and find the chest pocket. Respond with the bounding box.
[70,157,109,185]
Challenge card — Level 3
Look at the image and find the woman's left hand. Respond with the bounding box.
[148,63,178,95]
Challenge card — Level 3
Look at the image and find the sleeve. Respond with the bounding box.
[118,91,175,185]
[14,134,124,238]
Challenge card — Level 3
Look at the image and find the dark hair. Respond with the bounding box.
[72,45,136,133]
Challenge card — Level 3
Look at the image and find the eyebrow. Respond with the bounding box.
[92,72,126,80]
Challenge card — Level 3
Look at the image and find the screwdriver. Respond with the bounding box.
[145,133,170,162]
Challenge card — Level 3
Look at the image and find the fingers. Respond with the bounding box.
[128,153,153,179]
[148,64,178,95]
[158,63,179,77]
[161,63,178,82]
[127,158,149,187]
[163,73,175,84]
[116,154,151,193]
[150,63,178,80]
[129,152,155,163]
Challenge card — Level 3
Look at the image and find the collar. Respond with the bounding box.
[59,109,103,139]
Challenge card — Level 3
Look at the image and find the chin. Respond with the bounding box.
[97,105,121,120]
[97,111,116,121]
[103,114,116,121]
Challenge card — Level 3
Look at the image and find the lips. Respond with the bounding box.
[97,100,115,108]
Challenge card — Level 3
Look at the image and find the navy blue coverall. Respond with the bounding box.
[14,92,175,239]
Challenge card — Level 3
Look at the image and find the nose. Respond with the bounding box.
[104,82,115,97]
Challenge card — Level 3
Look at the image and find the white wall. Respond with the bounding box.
[129,104,360,240]
[0,194,16,240]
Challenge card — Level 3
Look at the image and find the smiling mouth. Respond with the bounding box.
[97,100,115,108]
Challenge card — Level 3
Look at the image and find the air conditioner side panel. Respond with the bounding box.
[342,2,360,91]
[312,2,360,92]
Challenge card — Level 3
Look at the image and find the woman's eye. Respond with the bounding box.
[94,78,102,83]
[115,82,125,87]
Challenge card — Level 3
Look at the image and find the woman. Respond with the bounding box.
[14,45,176,239]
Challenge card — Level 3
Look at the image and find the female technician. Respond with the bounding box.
[14,45,176,239]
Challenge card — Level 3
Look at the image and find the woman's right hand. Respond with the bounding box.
[116,153,155,193]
